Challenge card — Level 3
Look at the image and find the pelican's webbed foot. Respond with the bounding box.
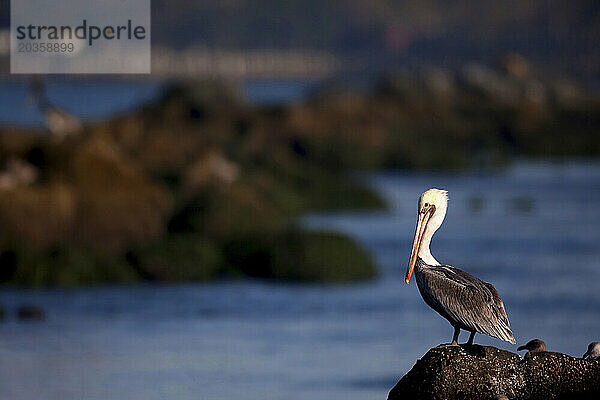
[450,326,460,346]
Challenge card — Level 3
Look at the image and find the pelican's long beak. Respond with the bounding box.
[405,205,435,284]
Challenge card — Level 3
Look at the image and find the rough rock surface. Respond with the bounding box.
[388,345,600,400]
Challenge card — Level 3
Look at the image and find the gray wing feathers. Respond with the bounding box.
[420,265,516,344]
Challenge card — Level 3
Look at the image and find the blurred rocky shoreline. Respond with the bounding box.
[1,57,600,286]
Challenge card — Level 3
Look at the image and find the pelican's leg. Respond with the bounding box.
[466,331,475,346]
[451,326,460,345]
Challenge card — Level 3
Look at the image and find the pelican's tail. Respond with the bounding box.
[498,325,516,344]
[484,282,516,344]
[494,302,516,344]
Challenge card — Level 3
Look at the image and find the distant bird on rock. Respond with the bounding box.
[517,339,546,359]
[583,342,600,360]
[30,78,82,140]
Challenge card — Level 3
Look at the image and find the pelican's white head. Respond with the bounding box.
[405,188,448,284]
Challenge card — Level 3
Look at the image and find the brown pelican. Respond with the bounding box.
[517,339,546,359]
[405,189,516,345]
[583,342,600,360]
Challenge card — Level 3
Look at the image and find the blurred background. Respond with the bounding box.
[1,1,600,399]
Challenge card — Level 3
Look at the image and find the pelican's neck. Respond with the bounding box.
[417,210,445,266]
[417,232,440,266]
[414,189,448,267]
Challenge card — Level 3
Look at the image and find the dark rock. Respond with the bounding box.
[0,249,18,282]
[388,345,600,400]
[17,305,45,321]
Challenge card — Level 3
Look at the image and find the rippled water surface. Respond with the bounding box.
[1,160,600,400]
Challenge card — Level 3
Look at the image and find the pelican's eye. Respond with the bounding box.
[424,203,429,207]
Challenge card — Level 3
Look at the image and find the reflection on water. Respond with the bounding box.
[1,160,600,400]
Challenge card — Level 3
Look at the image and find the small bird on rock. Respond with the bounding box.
[517,339,546,359]
[583,342,600,360]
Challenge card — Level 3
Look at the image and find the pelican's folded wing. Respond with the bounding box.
[425,265,516,344]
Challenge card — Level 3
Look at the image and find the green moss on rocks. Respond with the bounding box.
[224,230,376,282]
[127,235,223,281]
[3,244,139,287]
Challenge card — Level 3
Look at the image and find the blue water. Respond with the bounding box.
[1,160,600,400]
[0,80,165,128]
[242,79,318,107]
[0,79,320,128]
